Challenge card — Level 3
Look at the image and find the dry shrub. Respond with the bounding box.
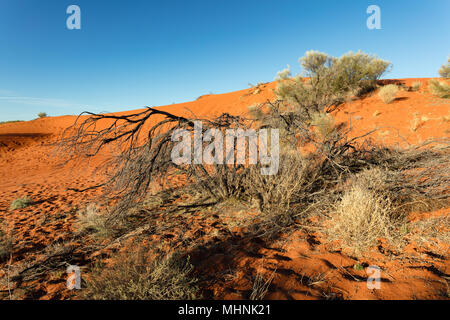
[378,84,398,104]
[9,197,32,210]
[428,79,450,98]
[310,111,337,140]
[0,222,13,262]
[410,81,422,91]
[328,168,407,254]
[243,153,313,228]
[75,203,110,239]
[82,248,199,300]
[438,58,450,78]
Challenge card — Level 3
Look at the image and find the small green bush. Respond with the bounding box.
[37,112,47,118]
[410,81,421,91]
[9,197,32,210]
[378,84,398,103]
[438,58,450,78]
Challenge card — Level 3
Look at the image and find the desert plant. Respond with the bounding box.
[75,203,111,239]
[410,81,421,91]
[328,169,406,254]
[428,79,450,98]
[250,269,275,300]
[276,50,391,120]
[37,112,47,118]
[82,248,199,300]
[438,57,450,78]
[378,84,398,103]
[9,197,32,210]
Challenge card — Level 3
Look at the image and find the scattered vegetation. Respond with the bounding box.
[378,84,399,104]
[9,198,32,210]
[250,269,275,300]
[82,248,199,300]
[75,203,111,239]
[0,120,24,125]
[428,79,450,98]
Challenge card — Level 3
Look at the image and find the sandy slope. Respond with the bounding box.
[0,79,448,300]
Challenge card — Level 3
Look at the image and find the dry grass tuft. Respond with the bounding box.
[75,204,111,239]
[378,84,399,104]
[328,168,407,254]
[82,248,199,300]
[428,79,450,98]
[250,269,276,300]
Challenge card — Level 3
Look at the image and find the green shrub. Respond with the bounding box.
[37,112,47,118]
[378,84,398,103]
[428,79,450,98]
[9,197,32,210]
[438,58,450,78]
[275,50,391,122]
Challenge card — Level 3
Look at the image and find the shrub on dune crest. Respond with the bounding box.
[438,57,450,78]
[276,50,391,119]
[428,79,450,98]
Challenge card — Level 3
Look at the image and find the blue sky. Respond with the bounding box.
[0,0,449,122]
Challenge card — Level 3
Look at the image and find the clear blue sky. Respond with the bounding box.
[0,0,449,121]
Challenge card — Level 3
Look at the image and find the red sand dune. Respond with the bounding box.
[0,79,448,300]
